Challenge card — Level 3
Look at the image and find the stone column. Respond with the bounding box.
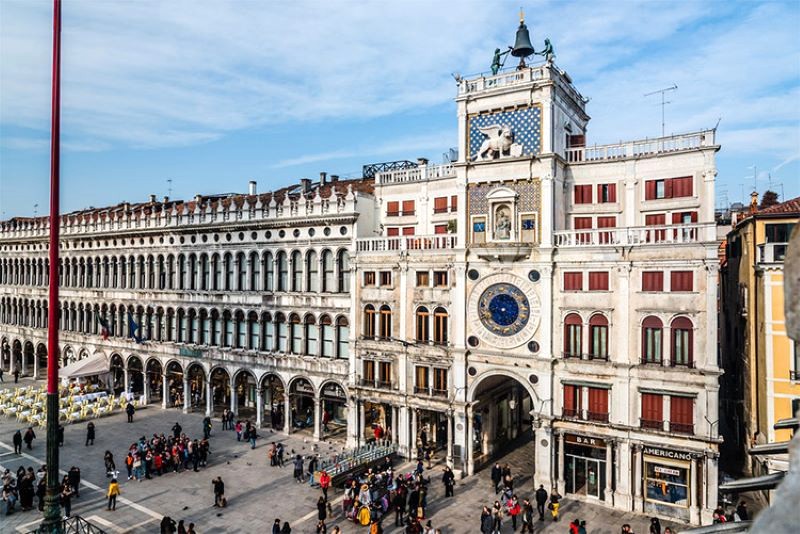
[557,431,565,495]
[33,352,38,380]
[123,368,130,394]
[284,394,292,434]
[392,406,399,445]
[703,453,719,524]
[143,376,150,405]
[689,458,700,524]
[446,410,454,468]
[230,375,238,414]
[465,404,474,476]
[411,409,418,455]
[161,374,168,409]
[313,396,322,441]
[398,406,409,458]
[359,401,366,447]
[183,376,190,412]
[605,440,614,505]
[206,379,213,417]
[633,444,643,512]
[256,388,264,428]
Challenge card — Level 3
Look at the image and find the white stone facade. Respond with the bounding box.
[0,61,721,526]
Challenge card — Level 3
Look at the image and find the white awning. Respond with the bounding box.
[60,353,110,379]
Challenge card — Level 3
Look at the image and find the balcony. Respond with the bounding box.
[641,418,664,431]
[375,163,455,185]
[562,352,609,362]
[431,388,448,398]
[758,242,788,264]
[359,378,393,390]
[563,408,579,419]
[564,130,716,164]
[554,222,715,247]
[669,422,694,435]
[587,411,610,424]
[356,234,458,253]
[562,409,609,423]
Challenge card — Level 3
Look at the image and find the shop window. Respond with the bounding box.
[642,271,664,292]
[386,201,400,217]
[670,317,693,367]
[563,384,581,418]
[433,307,448,345]
[588,271,608,291]
[642,316,663,364]
[472,217,486,244]
[363,305,376,338]
[433,197,448,214]
[641,393,663,429]
[433,368,448,395]
[402,200,415,216]
[670,271,693,292]
[379,305,392,339]
[669,396,694,434]
[589,314,608,360]
[433,271,448,287]
[564,313,582,358]
[378,361,392,388]
[644,460,688,507]
[415,307,430,342]
[416,271,429,286]
[564,272,583,291]
[587,387,609,422]
[363,271,376,286]
[379,271,392,286]
[598,183,616,203]
[574,184,592,204]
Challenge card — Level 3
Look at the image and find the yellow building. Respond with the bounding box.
[720,195,799,480]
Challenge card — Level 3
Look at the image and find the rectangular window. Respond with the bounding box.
[521,214,537,243]
[670,176,693,198]
[472,217,486,244]
[588,387,609,422]
[598,183,617,203]
[563,384,581,418]
[402,227,415,236]
[765,223,795,243]
[588,271,609,291]
[645,462,688,506]
[378,361,392,387]
[574,216,593,244]
[402,200,415,216]
[386,201,399,217]
[564,272,583,291]
[574,184,593,204]
[363,271,375,286]
[415,366,429,390]
[433,197,448,214]
[645,177,692,200]
[597,216,616,244]
[567,134,586,148]
[433,271,448,287]
[433,368,448,393]
[670,396,694,434]
[641,393,663,429]
[416,271,430,287]
[362,360,375,382]
[670,271,693,292]
[434,224,448,234]
[386,227,399,236]
[450,195,458,212]
[379,271,392,286]
[642,271,664,291]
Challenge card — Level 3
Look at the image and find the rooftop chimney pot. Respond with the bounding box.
[319,172,327,186]
[301,178,312,193]
[149,194,157,203]
[249,180,257,195]
[331,175,339,182]
[417,157,429,166]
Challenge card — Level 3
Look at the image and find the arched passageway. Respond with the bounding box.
[260,374,286,429]
[232,370,256,418]
[146,359,163,404]
[109,354,125,395]
[165,361,184,408]
[127,356,144,396]
[209,367,230,413]
[289,377,315,433]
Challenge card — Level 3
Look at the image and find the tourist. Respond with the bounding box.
[202,416,212,439]
[13,369,19,383]
[177,520,186,534]
[579,520,588,534]
[272,519,281,534]
[535,484,548,520]
[293,454,304,483]
[393,484,407,526]
[317,495,327,521]
[649,517,661,534]
[330,527,340,534]
[235,420,243,441]
[319,469,330,500]
[85,422,96,446]
[507,494,521,530]
[491,500,503,533]
[67,466,81,498]
[280,521,292,534]
[664,528,674,534]
[276,442,285,467]
[126,402,135,423]
[621,524,634,533]
[501,463,513,491]
[520,497,534,533]
[186,523,196,534]
[480,505,492,533]
[212,476,225,507]
[23,427,36,450]
[268,442,277,466]
[736,501,749,521]
[106,478,120,510]
[308,454,318,487]
[60,482,73,519]
[221,408,229,430]
[160,516,177,534]
[36,476,45,511]
[12,430,22,454]
[316,520,327,534]
[549,489,561,521]
[172,422,182,439]
[441,466,455,497]
[248,422,257,449]
[490,462,502,493]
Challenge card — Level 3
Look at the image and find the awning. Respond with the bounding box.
[60,353,110,379]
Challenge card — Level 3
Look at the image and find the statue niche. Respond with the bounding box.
[494,205,512,241]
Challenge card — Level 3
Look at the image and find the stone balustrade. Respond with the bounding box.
[356,234,458,253]
[565,130,716,164]
[553,222,716,247]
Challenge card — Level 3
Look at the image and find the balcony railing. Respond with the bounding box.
[375,163,455,185]
[641,357,663,366]
[587,411,610,423]
[413,386,430,395]
[564,130,716,164]
[758,242,788,263]
[562,352,609,361]
[641,358,696,369]
[669,422,694,435]
[562,409,609,423]
[356,234,458,253]
[669,359,696,369]
[431,388,448,398]
[554,222,715,247]
[641,418,664,431]
[563,408,579,419]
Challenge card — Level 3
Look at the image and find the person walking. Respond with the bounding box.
[12,429,22,454]
[186,523,197,534]
[535,484,548,520]
[649,517,662,534]
[104,451,116,477]
[86,422,95,446]
[521,498,534,533]
[441,466,455,497]
[736,501,749,521]
[212,476,225,507]
[317,495,327,522]
[60,483,73,519]
[126,402,135,423]
[106,478,120,510]
[160,516,177,534]
[272,519,282,534]
[393,485,407,526]
[480,506,493,534]
[177,520,186,534]
[249,423,257,449]
[507,495,521,531]
[68,466,81,498]
[172,422,182,439]
[319,470,330,501]
[308,454,318,487]
[221,408,229,430]
[490,462,502,494]
[549,490,561,522]
[203,416,212,439]
[280,522,292,534]
[23,427,36,450]
[13,369,19,383]
[293,455,304,483]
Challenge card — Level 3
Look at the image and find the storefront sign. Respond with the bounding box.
[654,466,680,477]
[179,347,203,358]
[322,383,346,400]
[565,434,606,448]
[642,445,694,462]
[293,380,315,395]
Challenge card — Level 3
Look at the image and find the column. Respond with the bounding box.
[557,431,565,495]
[33,352,39,380]
[446,411,454,468]
[313,396,321,441]
[230,376,238,414]
[143,376,150,405]
[358,401,366,447]
[284,394,291,434]
[21,350,27,377]
[398,406,409,458]
[605,441,614,505]
[206,380,213,417]
[256,388,264,428]
[161,374,168,409]
[633,444,643,512]
[411,409,418,455]
[392,406,399,445]
[465,405,474,476]
[183,376,190,412]
[704,454,719,524]
[123,368,130,394]
[689,458,700,524]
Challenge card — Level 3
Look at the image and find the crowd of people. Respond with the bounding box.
[121,422,211,481]
[1,464,81,520]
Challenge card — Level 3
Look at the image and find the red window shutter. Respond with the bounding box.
[670,396,693,425]
[670,176,692,198]
[642,271,664,291]
[690,211,698,222]
[564,272,583,291]
[671,212,682,224]
[573,217,592,230]
[450,195,457,211]
[608,183,616,202]
[670,271,693,292]
[386,227,399,236]
[433,197,447,211]
[434,224,447,235]
[645,180,656,200]
[588,388,608,415]
[597,217,616,228]
[402,227,415,236]
[563,385,576,411]
[402,200,415,214]
[645,214,666,226]
[588,271,609,291]
[387,201,399,215]
[574,185,592,204]
[641,393,663,422]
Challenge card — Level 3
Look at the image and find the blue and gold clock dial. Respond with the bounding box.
[478,283,530,336]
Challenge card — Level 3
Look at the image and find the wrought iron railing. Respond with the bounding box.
[28,515,108,534]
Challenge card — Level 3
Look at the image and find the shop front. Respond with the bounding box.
[320,381,348,434]
[564,434,608,501]
[641,445,697,522]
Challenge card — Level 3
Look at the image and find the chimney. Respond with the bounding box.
[319,172,327,186]
[417,157,429,167]
[300,178,312,193]
[750,191,759,213]
[194,194,202,203]
[163,196,170,203]
[330,175,339,183]
[249,180,257,195]
[149,194,157,203]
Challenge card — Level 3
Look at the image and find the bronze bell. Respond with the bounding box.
[511,19,535,58]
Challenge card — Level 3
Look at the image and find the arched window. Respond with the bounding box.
[289,314,302,353]
[321,250,334,292]
[291,251,303,291]
[320,315,334,357]
[165,308,175,342]
[670,317,693,366]
[379,305,392,339]
[235,310,246,348]
[263,252,274,292]
[277,252,288,291]
[211,254,221,291]
[363,305,376,338]
[261,312,272,351]
[306,251,319,292]
[178,254,187,290]
[276,313,288,352]
[147,255,155,289]
[156,255,164,289]
[188,254,197,290]
[248,311,260,350]
[433,307,448,345]
[416,307,430,342]
[224,253,234,291]
[305,315,318,355]
[588,314,609,360]
[236,252,246,291]
[198,309,209,344]
[249,252,260,291]
[337,250,351,293]
[336,317,349,358]
[642,316,663,364]
[166,255,175,290]
[222,310,233,347]
[128,256,135,288]
[200,254,209,290]
[137,255,146,289]
[188,309,198,343]
[86,258,93,288]
[564,313,582,358]
[210,309,221,346]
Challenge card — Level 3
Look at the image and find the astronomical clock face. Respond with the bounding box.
[468,273,541,349]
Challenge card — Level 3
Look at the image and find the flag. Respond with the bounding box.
[98,317,110,341]
[127,312,143,344]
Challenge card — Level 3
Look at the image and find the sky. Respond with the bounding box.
[1,0,798,219]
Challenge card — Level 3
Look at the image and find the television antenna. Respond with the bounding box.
[644,84,677,137]
[167,178,173,199]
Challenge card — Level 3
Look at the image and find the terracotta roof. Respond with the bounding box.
[757,196,800,216]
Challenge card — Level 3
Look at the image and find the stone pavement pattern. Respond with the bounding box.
[1,377,684,533]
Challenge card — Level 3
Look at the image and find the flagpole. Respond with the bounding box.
[42,0,63,530]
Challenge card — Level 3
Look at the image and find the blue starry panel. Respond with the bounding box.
[468,106,542,160]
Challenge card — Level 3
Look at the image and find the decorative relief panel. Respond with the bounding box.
[468,105,542,161]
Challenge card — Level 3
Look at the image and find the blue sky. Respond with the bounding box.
[1,0,798,219]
